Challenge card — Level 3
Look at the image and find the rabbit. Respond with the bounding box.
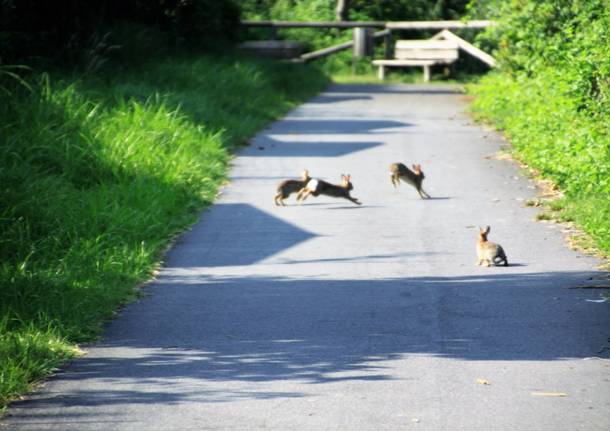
[274,169,310,206]
[296,174,361,205]
[390,162,430,198]
[476,226,508,266]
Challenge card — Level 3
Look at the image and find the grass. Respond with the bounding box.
[0,51,329,410]
[468,71,610,258]
[332,68,480,85]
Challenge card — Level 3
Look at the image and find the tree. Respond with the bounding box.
[335,0,349,21]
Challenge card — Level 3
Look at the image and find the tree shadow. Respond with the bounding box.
[269,119,411,135]
[7,270,609,420]
[309,94,374,104]
[165,203,316,268]
[245,139,383,158]
[326,84,462,95]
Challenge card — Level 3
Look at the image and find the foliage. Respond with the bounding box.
[0,48,328,410]
[240,0,469,21]
[348,0,469,21]
[467,0,610,253]
[0,0,240,63]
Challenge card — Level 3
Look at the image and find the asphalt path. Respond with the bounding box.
[4,84,610,430]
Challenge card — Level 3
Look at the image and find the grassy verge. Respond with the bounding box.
[0,51,328,410]
[468,71,610,257]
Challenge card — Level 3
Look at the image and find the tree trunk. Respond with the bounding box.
[335,0,349,21]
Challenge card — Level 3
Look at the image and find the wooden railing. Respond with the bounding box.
[240,20,496,65]
[241,20,496,30]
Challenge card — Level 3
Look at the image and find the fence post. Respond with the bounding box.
[384,31,393,59]
[353,27,374,57]
[353,27,374,74]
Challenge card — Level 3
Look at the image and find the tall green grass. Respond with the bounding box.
[468,71,610,254]
[467,0,609,257]
[0,52,329,410]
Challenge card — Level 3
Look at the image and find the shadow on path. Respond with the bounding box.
[271,119,411,135]
[9,270,608,414]
[248,139,383,158]
[326,84,463,95]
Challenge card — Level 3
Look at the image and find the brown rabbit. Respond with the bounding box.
[390,162,430,198]
[274,169,310,206]
[476,226,508,266]
[296,174,361,205]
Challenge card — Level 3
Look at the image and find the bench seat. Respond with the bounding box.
[373,40,459,82]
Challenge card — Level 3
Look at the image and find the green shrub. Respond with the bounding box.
[468,0,610,253]
[0,0,240,63]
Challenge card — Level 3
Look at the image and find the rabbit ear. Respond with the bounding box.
[345,174,351,180]
[485,226,491,234]
[412,164,417,170]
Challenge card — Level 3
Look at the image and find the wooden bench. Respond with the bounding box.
[372,40,459,82]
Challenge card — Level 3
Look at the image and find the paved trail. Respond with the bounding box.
[4,84,609,430]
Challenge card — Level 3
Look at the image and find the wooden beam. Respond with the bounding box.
[385,20,495,30]
[241,20,383,29]
[299,29,391,62]
[240,20,496,30]
[299,40,354,62]
[430,29,496,67]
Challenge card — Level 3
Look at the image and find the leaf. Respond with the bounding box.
[477,378,491,385]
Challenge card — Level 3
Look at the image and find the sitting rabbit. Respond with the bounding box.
[476,226,508,266]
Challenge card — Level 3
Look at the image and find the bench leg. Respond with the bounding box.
[377,65,385,80]
[423,65,430,83]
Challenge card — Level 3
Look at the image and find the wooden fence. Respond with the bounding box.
[240,20,496,66]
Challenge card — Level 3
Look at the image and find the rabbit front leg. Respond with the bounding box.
[296,188,310,204]
[417,187,430,199]
[347,195,362,205]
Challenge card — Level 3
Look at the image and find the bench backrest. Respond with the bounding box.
[394,40,458,61]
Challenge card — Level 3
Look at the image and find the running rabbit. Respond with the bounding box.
[274,169,310,206]
[476,226,508,266]
[390,162,430,199]
[297,174,361,205]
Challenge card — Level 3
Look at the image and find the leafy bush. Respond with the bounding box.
[0,0,240,63]
[467,0,610,252]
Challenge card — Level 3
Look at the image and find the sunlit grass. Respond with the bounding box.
[469,72,610,257]
[0,51,329,409]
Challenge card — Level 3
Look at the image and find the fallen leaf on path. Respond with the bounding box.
[531,392,567,397]
[477,378,490,385]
